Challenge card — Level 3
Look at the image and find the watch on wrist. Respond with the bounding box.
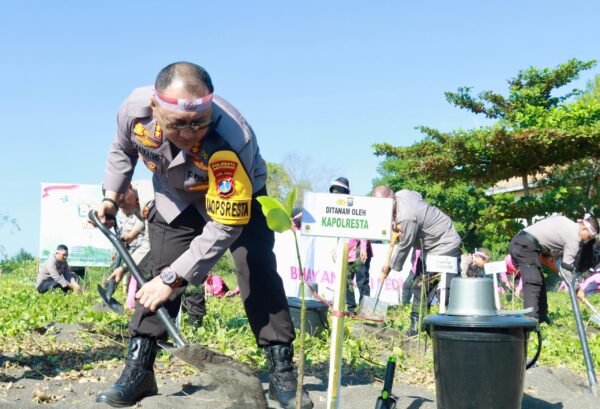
[160,267,184,288]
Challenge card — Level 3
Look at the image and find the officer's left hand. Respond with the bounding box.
[136,276,174,312]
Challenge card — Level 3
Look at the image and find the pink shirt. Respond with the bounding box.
[348,239,368,263]
[205,274,228,297]
[581,273,600,294]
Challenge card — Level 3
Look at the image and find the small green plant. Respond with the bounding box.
[257,188,307,409]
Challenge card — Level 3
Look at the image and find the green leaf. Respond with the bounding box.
[284,187,297,217]
[258,195,292,233]
[257,195,287,215]
[265,208,292,233]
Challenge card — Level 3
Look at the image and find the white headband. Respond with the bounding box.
[154,91,213,112]
[580,213,597,235]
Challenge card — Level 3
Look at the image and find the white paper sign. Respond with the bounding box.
[300,192,393,241]
[484,261,507,275]
[426,255,458,274]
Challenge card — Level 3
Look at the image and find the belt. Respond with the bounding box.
[518,230,542,251]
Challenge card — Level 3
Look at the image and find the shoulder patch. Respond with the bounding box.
[206,150,252,225]
[134,122,162,148]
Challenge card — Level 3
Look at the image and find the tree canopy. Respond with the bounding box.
[374,59,600,194]
[373,59,600,254]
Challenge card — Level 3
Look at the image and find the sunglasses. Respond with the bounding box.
[155,108,212,132]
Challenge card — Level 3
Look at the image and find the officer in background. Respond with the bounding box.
[95,62,312,409]
[36,244,82,294]
[509,214,598,324]
[373,185,462,336]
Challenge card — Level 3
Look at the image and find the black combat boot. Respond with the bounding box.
[265,343,314,409]
[406,312,420,337]
[96,336,158,407]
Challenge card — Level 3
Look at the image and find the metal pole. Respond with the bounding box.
[439,272,447,314]
[492,273,501,310]
[561,267,597,394]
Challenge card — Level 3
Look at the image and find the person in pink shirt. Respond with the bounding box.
[502,254,523,299]
[577,270,600,301]
[204,271,240,298]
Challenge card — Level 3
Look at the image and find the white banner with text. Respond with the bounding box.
[274,231,412,305]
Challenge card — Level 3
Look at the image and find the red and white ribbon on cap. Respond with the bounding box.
[155,91,213,112]
[473,250,489,260]
[330,179,349,192]
[580,213,598,236]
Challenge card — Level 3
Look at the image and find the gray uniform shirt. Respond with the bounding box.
[524,215,581,266]
[36,255,75,288]
[103,86,267,285]
[391,190,462,271]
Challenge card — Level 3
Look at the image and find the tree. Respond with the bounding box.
[266,155,339,207]
[266,162,293,202]
[373,59,600,253]
[374,163,522,255]
[374,59,600,197]
[537,74,600,217]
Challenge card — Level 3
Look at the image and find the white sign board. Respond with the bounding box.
[300,192,393,241]
[273,231,411,305]
[426,255,458,274]
[484,261,507,275]
[39,183,113,267]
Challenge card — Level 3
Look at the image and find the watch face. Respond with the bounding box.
[161,269,176,284]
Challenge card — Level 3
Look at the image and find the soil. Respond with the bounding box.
[1,322,600,408]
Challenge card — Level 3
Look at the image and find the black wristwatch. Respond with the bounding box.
[160,267,184,288]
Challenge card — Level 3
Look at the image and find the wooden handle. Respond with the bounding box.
[385,231,400,265]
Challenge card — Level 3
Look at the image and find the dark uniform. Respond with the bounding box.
[98,85,312,409]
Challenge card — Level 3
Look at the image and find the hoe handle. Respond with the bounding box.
[89,210,186,347]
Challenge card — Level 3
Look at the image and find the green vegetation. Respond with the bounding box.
[374,59,600,254]
[1,259,600,387]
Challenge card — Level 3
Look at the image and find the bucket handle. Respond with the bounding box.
[526,328,542,370]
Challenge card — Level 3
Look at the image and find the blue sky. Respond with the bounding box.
[1,0,599,257]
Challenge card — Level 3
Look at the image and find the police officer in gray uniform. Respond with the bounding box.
[374,185,462,336]
[95,62,312,409]
[509,214,598,324]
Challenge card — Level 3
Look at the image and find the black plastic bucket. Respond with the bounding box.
[287,297,329,336]
[424,315,538,409]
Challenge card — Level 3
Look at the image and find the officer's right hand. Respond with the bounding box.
[97,199,117,228]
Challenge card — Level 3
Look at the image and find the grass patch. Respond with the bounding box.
[1,261,599,387]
